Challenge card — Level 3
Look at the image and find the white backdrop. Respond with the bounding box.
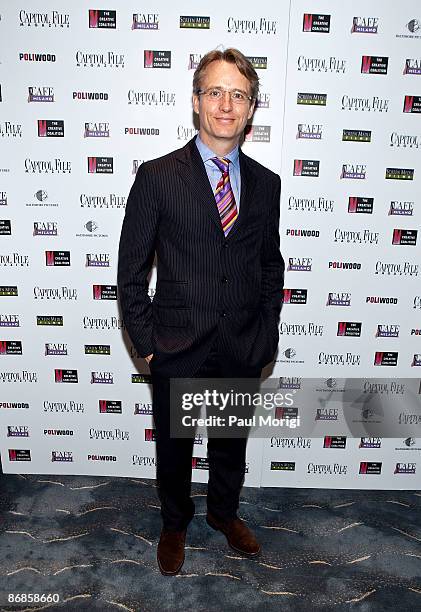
[0,0,420,488]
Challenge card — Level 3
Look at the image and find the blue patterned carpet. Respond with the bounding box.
[1,473,420,611]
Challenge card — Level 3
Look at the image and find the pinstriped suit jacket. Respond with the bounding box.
[117,137,284,377]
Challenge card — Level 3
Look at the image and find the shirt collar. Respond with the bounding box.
[195,134,240,169]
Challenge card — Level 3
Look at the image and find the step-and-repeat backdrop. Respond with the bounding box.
[0,0,420,488]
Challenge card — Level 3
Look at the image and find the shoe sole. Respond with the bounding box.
[157,553,185,576]
[206,516,261,557]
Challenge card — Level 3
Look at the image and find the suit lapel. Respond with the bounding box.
[225,149,257,241]
[175,138,224,235]
[175,138,258,240]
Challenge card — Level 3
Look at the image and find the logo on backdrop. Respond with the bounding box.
[144,50,171,69]
[37,120,64,137]
[19,52,56,62]
[19,10,69,28]
[348,197,374,213]
[28,87,54,102]
[73,91,109,101]
[45,251,71,266]
[303,14,330,33]
[76,51,124,68]
[25,158,71,173]
[180,16,210,29]
[297,92,327,106]
[351,17,378,33]
[403,95,421,113]
[340,164,366,179]
[84,122,109,138]
[297,124,323,139]
[297,56,345,73]
[392,229,417,245]
[245,56,267,69]
[361,56,388,74]
[376,325,400,338]
[244,126,271,142]
[88,157,113,174]
[0,122,22,138]
[132,13,159,29]
[341,95,389,112]
[88,10,116,29]
[374,352,398,366]
[283,289,307,304]
[227,17,277,35]
[404,59,421,75]
[128,89,175,106]
[293,160,320,177]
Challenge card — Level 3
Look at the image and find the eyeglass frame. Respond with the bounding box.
[195,87,255,104]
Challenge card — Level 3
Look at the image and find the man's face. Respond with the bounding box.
[193,60,255,151]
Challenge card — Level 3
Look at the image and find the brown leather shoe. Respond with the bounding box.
[206,513,261,557]
[157,529,186,575]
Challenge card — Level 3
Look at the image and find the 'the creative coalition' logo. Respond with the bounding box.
[283,289,307,304]
[359,462,382,474]
[45,251,71,266]
[9,449,31,461]
[38,120,64,137]
[374,352,398,366]
[28,87,54,102]
[99,400,122,414]
[132,13,159,30]
[351,16,378,33]
[144,50,171,69]
[361,56,388,74]
[55,369,78,383]
[88,157,113,174]
[403,95,421,113]
[0,341,23,355]
[293,159,320,177]
[244,125,271,143]
[303,14,330,33]
[89,10,116,29]
[348,197,374,213]
[337,322,362,337]
[180,16,210,29]
[392,229,418,246]
[93,285,117,300]
[0,220,11,235]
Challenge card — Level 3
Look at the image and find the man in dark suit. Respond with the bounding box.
[118,48,284,575]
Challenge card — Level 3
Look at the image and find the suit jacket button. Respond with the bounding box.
[220,311,226,318]
[221,276,228,284]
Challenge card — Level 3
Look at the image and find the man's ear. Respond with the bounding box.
[247,100,256,120]
[192,94,200,115]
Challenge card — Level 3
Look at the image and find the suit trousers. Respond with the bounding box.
[151,337,262,531]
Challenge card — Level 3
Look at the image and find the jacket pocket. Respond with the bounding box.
[153,305,191,328]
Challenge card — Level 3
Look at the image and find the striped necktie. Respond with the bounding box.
[212,157,238,236]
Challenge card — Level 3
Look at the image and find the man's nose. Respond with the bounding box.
[219,91,233,111]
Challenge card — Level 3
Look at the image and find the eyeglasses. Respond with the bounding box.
[196,87,253,104]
